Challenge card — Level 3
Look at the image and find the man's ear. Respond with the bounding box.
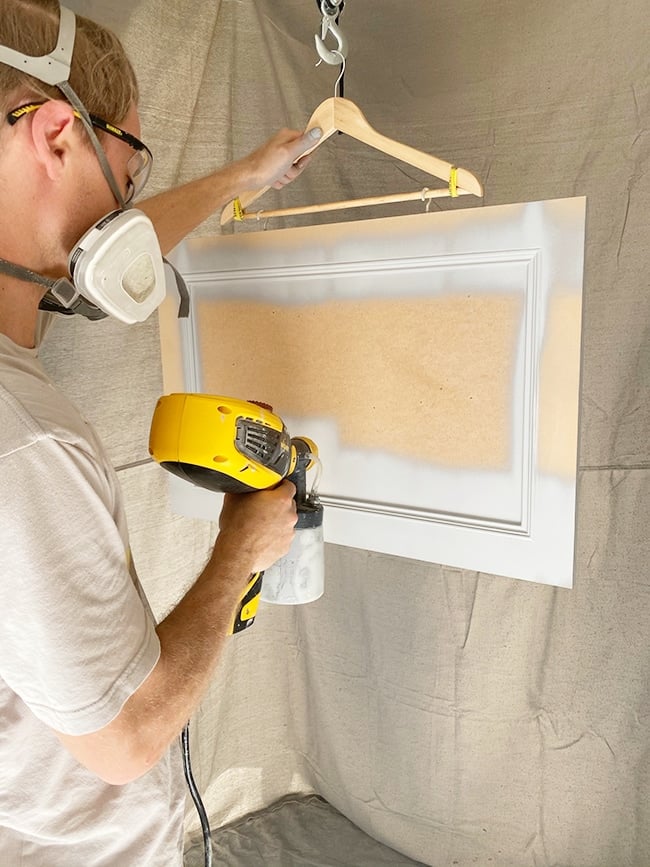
[28,99,78,181]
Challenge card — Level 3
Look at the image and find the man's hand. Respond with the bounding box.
[238,126,323,192]
[216,480,298,575]
[138,125,322,253]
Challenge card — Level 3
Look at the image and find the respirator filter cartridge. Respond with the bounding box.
[68,209,166,324]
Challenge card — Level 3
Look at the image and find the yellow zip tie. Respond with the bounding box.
[233,197,244,221]
[449,167,458,198]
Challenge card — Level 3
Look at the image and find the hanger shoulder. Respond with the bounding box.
[362,129,483,196]
[305,97,337,139]
[331,97,483,196]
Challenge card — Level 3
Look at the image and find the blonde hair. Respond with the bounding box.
[0,0,138,124]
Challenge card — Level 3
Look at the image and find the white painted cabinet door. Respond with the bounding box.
[161,199,585,587]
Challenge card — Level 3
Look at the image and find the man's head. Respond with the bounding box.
[0,0,138,129]
[0,1,170,327]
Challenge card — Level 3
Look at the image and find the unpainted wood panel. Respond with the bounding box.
[538,293,583,479]
[196,294,524,470]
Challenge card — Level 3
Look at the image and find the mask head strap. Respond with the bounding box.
[57,80,127,208]
[0,5,75,86]
[0,256,107,320]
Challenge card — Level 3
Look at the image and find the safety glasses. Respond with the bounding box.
[7,102,153,203]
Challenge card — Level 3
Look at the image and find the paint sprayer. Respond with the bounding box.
[148,393,324,632]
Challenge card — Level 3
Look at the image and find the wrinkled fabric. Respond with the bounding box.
[39,2,650,866]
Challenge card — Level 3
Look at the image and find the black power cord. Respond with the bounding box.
[181,722,213,867]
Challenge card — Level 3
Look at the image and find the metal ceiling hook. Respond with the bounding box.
[315,13,348,65]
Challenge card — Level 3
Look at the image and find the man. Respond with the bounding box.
[0,1,320,863]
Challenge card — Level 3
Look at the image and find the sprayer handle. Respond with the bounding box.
[229,571,264,634]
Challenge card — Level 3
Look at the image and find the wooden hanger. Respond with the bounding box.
[220,96,483,225]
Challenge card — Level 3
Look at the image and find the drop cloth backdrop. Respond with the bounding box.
[40,2,650,865]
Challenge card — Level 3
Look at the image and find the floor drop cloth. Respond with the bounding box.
[184,796,428,867]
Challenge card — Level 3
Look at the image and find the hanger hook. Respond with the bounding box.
[315,5,348,65]
[332,51,346,97]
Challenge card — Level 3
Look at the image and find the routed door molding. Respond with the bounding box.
[160,199,586,587]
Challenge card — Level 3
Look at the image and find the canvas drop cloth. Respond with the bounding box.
[184,796,428,867]
[40,1,650,865]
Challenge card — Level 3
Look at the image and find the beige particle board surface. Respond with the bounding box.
[195,293,523,470]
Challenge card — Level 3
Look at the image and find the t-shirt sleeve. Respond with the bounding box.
[0,435,160,736]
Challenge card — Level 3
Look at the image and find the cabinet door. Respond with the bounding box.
[160,198,585,587]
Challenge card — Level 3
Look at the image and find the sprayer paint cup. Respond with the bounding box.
[261,519,324,605]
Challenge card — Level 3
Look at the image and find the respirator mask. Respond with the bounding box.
[0,5,188,324]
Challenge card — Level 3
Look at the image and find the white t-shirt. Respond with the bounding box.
[0,331,186,865]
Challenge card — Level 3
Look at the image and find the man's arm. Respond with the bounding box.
[137,127,322,255]
[55,127,321,785]
[54,482,297,785]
